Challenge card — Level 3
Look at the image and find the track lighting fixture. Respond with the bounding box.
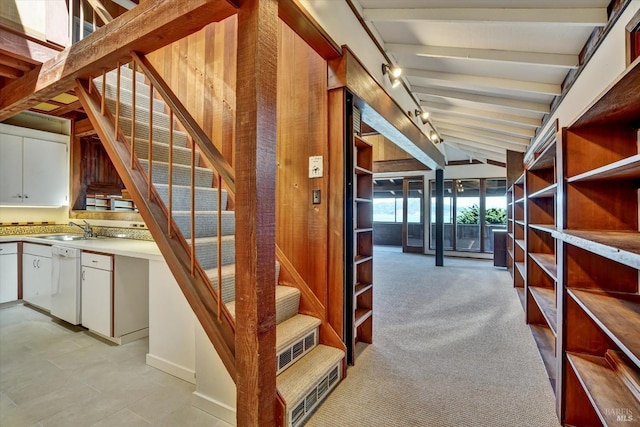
[429,131,442,144]
[414,109,430,124]
[382,63,402,88]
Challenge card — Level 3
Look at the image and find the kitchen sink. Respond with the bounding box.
[35,234,105,241]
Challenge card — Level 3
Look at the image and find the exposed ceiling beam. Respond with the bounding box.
[423,100,541,128]
[443,134,527,153]
[436,123,530,146]
[0,54,33,72]
[445,141,506,163]
[0,63,22,79]
[0,0,239,121]
[386,43,578,68]
[364,8,607,26]
[433,115,535,139]
[403,68,561,96]
[414,86,549,114]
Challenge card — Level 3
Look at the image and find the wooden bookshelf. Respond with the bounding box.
[351,134,373,362]
[559,58,640,425]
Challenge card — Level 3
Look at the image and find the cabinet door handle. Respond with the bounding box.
[36,259,40,268]
[82,270,85,281]
[33,259,36,268]
[23,194,28,199]
[15,193,22,198]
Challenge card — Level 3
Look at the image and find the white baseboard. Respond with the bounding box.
[192,391,236,426]
[146,353,196,384]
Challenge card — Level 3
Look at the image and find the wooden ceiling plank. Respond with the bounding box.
[386,43,579,68]
[364,8,607,26]
[0,0,239,121]
[433,115,535,139]
[443,134,527,153]
[403,68,561,96]
[436,123,530,146]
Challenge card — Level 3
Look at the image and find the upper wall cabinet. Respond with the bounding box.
[0,124,69,207]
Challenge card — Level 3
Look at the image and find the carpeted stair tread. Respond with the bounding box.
[193,235,235,270]
[138,159,213,187]
[276,345,344,405]
[226,285,300,324]
[107,99,177,133]
[171,210,236,239]
[94,82,166,117]
[133,138,198,166]
[118,116,189,148]
[154,184,228,212]
[205,261,281,304]
[276,314,321,354]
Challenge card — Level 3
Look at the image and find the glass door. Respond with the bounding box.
[402,177,424,253]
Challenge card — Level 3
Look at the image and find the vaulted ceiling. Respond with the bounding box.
[352,0,613,164]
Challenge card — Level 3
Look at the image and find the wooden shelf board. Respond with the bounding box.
[355,228,373,233]
[515,261,525,278]
[529,286,558,335]
[571,56,640,128]
[515,197,525,204]
[552,230,640,269]
[567,154,640,183]
[354,283,373,297]
[528,141,556,171]
[354,166,373,175]
[516,287,525,308]
[507,248,514,260]
[515,239,526,250]
[528,183,557,199]
[567,352,640,425]
[354,255,373,265]
[528,252,557,282]
[515,173,525,185]
[354,308,373,328]
[515,220,525,226]
[507,202,514,207]
[569,289,640,366]
[530,324,557,383]
[354,134,373,148]
[528,224,556,234]
[354,197,372,203]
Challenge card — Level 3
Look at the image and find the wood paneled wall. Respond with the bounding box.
[146,15,238,165]
[276,21,329,305]
[72,137,124,209]
[368,134,411,161]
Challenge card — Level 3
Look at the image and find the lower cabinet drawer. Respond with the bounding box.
[82,252,112,271]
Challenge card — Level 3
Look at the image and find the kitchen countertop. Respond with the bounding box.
[0,234,164,261]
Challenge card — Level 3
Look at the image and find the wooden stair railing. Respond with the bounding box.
[74,58,237,378]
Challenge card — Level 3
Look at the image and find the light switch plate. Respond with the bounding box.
[309,156,323,178]
[312,189,321,204]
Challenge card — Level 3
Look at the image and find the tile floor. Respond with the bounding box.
[0,302,232,427]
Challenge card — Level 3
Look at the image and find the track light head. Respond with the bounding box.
[414,109,430,124]
[382,63,402,88]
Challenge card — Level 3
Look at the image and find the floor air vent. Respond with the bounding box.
[290,361,342,427]
[277,330,317,374]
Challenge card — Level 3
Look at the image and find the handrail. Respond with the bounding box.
[130,51,236,195]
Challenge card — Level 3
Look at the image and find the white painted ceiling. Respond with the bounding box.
[352,0,611,164]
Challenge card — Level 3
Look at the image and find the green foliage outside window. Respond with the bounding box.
[456,204,507,224]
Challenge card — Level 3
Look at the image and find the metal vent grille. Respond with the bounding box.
[277,329,318,375]
[290,361,342,427]
[353,106,361,136]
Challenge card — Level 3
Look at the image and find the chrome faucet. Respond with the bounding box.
[68,220,94,238]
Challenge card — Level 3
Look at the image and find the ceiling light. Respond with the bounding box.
[414,109,430,124]
[382,63,402,88]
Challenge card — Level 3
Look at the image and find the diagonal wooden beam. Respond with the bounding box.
[86,0,114,24]
[0,0,239,121]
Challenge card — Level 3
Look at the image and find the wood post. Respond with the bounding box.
[235,0,278,425]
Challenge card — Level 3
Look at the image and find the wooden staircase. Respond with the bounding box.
[75,57,345,427]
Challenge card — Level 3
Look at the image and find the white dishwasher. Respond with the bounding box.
[51,245,81,325]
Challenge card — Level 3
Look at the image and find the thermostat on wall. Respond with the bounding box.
[309,156,323,178]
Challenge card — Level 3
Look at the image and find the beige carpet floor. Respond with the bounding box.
[306,248,560,427]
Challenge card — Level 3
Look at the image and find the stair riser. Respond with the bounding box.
[155,185,228,212]
[118,117,189,148]
[209,262,280,304]
[289,363,341,427]
[277,327,318,376]
[111,66,146,83]
[139,160,213,188]
[103,73,152,97]
[95,82,166,116]
[106,98,175,132]
[173,212,236,239]
[133,139,197,166]
[195,239,235,270]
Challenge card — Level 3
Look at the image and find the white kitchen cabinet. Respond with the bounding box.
[23,243,52,311]
[81,251,149,344]
[0,243,19,303]
[0,124,69,206]
[81,255,112,337]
